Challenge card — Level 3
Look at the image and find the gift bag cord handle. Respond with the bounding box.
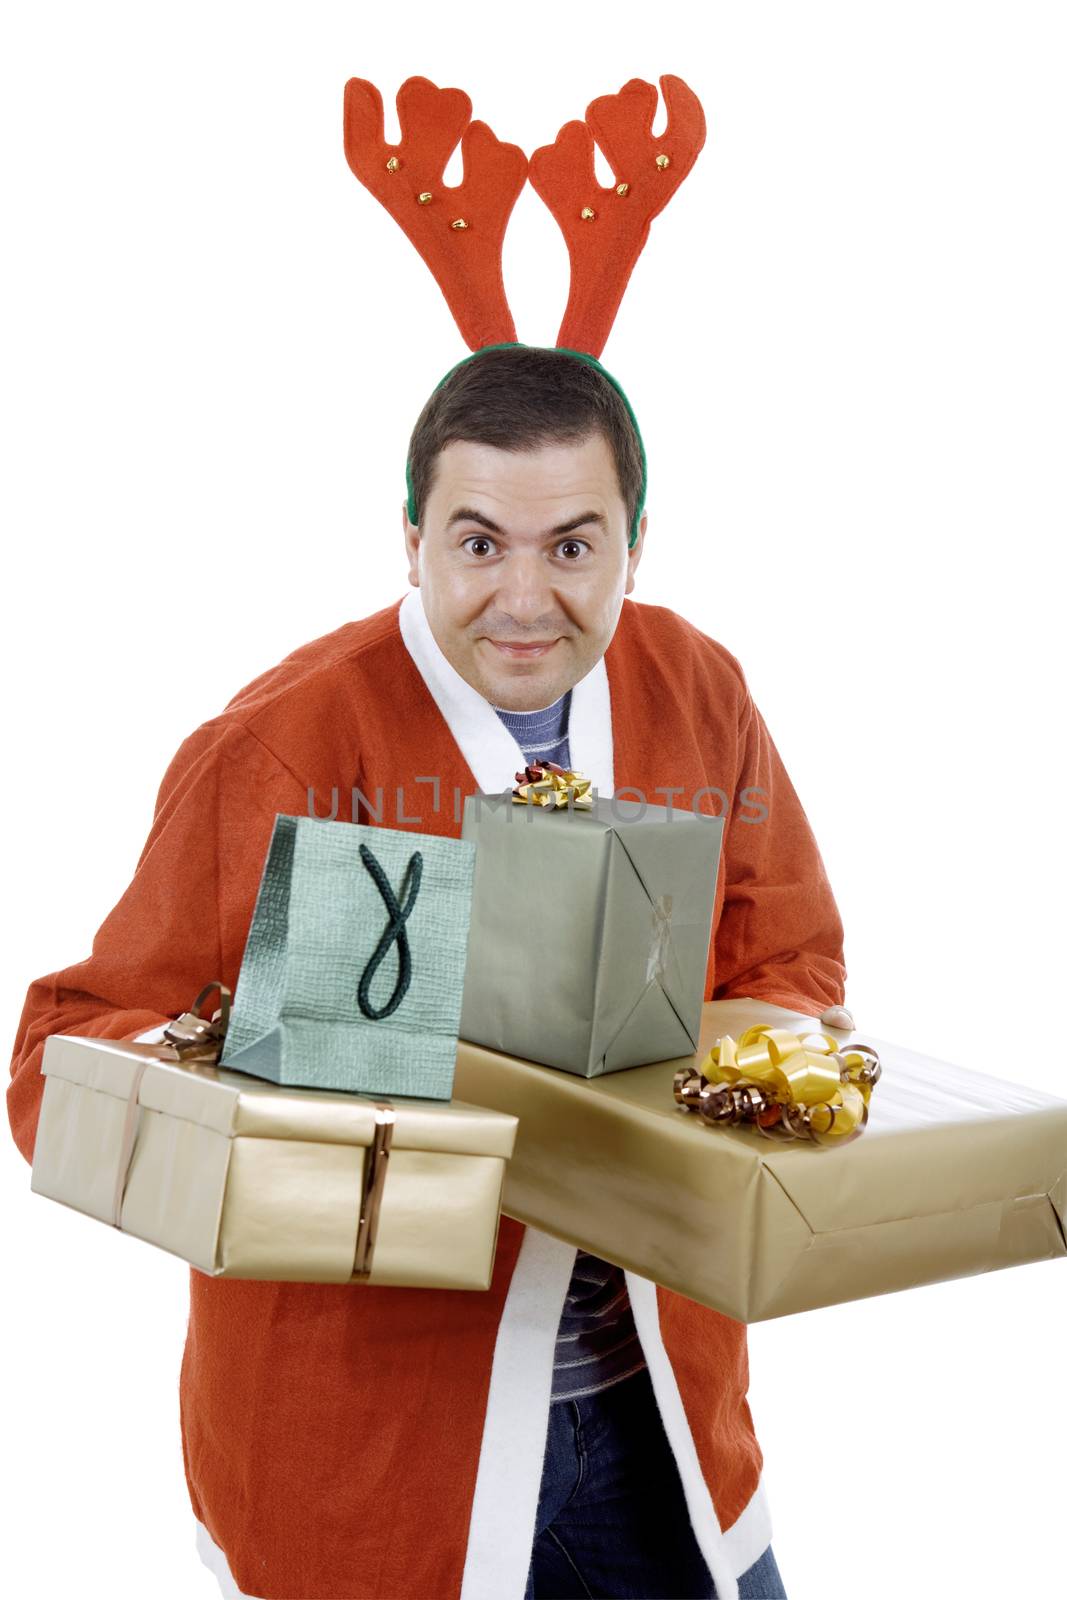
[357,845,423,1021]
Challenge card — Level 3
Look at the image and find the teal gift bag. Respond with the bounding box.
[220,815,477,1098]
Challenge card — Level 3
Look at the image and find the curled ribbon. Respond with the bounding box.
[673,1024,882,1146]
[512,760,594,810]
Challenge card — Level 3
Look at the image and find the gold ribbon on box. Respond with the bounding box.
[673,1024,882,1146]
[111,982,394,1278]
[512,760,594,809]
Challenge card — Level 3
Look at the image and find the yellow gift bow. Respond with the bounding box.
[673,1023,882,1146]
[512,759,594,809]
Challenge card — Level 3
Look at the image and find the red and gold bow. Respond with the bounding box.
[674,1023,881,1146]
[512,760,594,810]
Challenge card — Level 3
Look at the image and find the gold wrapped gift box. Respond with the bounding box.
[454,997,1067,1321]
[31,1034,518,1289]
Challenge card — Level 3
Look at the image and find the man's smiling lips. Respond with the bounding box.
[486,638,562,658]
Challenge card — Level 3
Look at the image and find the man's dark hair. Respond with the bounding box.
[406,345,643,537]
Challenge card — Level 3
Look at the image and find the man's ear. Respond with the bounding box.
[402,502,421,586]
[625,511,647,594]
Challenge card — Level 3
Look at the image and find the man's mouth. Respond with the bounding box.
[488,639,561,658]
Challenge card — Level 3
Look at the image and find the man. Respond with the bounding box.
[9,345,848,1600]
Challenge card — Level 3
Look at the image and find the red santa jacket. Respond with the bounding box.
[8,587,847,1600]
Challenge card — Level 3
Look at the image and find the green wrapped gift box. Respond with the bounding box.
[459,791,724,1076]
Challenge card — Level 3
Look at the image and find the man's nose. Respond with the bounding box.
[490,548,559,620]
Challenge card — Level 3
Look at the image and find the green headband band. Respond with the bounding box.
[405,342,647,549]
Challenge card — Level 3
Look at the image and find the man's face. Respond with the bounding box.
[402,431,645,713]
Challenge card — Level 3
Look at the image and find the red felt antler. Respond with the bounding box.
[529,76,707,357]
[343,75,528,351]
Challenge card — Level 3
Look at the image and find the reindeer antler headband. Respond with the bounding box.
[343,74,707,548]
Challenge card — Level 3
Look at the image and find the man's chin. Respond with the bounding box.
[476,660,567,710]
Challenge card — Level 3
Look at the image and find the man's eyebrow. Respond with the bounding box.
[445,507,607,536]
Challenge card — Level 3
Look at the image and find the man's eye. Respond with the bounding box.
[459,536,591,558]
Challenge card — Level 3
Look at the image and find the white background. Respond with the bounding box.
[2,3,1065,1597]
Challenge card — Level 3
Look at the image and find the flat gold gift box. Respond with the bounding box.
[454,998,1067,1321]
[31,1034,518,1289]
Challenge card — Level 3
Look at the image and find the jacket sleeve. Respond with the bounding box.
[6,720,309,1166]
[711,689,848,1016]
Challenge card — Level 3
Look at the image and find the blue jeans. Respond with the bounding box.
[523,1364,787,1599]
